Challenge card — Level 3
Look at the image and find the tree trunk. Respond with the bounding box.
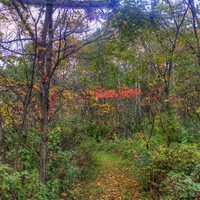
[40,83,49,183]
[38,0,53,183]
[0,115,4,163]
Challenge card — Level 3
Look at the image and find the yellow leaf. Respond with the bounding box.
[196,106,200,113]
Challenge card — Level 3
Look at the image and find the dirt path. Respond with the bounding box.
[88,167,141,200]
[75,152,141,200]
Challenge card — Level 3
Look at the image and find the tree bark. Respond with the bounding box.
[0,115,4,163]
[188,0,200,66]
[39,0,53,183]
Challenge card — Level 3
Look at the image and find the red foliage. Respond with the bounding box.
[95,88,142,100]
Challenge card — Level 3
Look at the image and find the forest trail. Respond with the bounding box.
[77,152,141,200]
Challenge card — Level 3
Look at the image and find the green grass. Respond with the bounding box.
[95,151,123,166]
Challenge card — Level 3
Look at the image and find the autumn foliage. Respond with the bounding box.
[95,88,142,100]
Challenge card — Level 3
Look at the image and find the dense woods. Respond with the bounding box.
[1,0,200,199]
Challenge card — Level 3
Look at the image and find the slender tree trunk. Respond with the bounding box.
[0,115,4,163]
[39,0,53,183]
[40,83,49,183]
[189,0,200,66]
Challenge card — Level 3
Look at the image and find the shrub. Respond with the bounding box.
[73,140,98,180]
[0,165,48,200]
[191,164,200,182]
[135,144,200,198]
[161,172,200,200]
[48,150,79,193]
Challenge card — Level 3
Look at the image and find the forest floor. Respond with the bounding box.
[74,151,141,200]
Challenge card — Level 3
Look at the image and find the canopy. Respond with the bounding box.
[18,0,116,8]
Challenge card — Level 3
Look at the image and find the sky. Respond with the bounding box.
[0,1,108,59]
